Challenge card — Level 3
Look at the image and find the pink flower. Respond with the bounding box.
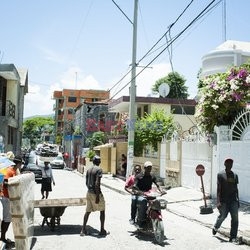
[238,69,248,79]
[232,92,242,101]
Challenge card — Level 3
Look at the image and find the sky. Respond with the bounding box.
[1,0,250,118]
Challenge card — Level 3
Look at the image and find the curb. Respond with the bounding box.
[166,207,250,246]
[101,182,128,196]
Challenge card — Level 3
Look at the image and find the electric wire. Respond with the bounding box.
[137,0,194,65]
[139,0,222,62]
[108,0,218,102]
[108,0,194,93]
[111,0,133,25]
[67,0,95,61]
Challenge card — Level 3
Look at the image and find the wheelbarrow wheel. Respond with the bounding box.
[56,217,61,226]
[50,217,56,231]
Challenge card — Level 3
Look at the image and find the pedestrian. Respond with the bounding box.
[121,154,127,177]
[41,161,55,199]
[212,158,240,243]
[124,165,142,225]
[0,155,22,247]
[80,155,108,236]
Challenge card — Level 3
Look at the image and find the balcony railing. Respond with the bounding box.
[6,100,16,119]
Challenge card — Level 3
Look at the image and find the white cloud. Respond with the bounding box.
[110,63,171,98]
[24,66,103,118]
[39,46,66,64]
[24,63,171,118]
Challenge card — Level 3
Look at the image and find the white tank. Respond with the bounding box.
[201,40,250,77]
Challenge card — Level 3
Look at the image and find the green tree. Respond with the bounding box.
[134,109,176,156]
[23,117,55,147]
[152,71,189,99]
[87,131,107,149]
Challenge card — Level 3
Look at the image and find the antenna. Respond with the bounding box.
[222,0,227,42]
[75,72,78,89]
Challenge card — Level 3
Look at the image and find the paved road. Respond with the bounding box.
[31,169,249,250]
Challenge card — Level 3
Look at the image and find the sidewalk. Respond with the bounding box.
[100,174,250,246]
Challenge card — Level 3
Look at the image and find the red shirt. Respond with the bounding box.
[125,175,135,188]
[1,167,17,198]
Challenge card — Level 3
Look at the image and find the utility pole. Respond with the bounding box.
[126,0,138,177]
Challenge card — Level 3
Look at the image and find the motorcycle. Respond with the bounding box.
[133,188,167,244]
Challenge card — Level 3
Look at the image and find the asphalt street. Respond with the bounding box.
[31,169,249,250]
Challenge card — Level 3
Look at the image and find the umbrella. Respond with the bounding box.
[0,157,15,169]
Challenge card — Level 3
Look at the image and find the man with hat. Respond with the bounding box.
[213,158,240,243]
[133,161,163,228]
[0,155,22,246]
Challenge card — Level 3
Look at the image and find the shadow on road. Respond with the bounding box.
[33,224,82,236]
[128,230,170,247]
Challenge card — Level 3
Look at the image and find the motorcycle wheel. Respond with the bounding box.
[152,219,164,244]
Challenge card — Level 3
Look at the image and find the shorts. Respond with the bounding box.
[1,196,11,222]
[86,191,105,213]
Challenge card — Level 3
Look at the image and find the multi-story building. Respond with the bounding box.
[53,89,110,137]
[75,101,116,147]
[0,64,28,154]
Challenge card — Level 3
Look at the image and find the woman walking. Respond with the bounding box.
[41,161,55,199]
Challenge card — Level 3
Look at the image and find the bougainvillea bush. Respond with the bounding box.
[195,64,250,133]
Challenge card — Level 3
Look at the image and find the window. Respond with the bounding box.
[171,105,195,115]
[143,105,148,116]
[137,107,142,118]
[92,98,98,102]
[8,126,14,145]
[58,110,62,115]
[58,122,62,128]
[68,96,77,102]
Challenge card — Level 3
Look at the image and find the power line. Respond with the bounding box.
[139,0,222,62]
[111,0,133,25]
[137,0,194,65]
[108,0,194,94]
[108,0,218,101]
[67,0,95,60]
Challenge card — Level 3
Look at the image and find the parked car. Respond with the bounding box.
[21,152,42,183]
[50,154,65,169]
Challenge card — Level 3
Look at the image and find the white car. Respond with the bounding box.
[50,154,65,169]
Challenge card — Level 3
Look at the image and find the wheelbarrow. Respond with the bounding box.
[34,198,86,231]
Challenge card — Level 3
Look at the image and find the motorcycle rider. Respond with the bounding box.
[133,161,163,228]
[124,165,142,224]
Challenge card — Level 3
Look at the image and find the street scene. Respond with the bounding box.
[1,0,250,250]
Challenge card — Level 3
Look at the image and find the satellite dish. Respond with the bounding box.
[159,83,170,97]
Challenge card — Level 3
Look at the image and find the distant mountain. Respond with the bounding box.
[24,114,54,121]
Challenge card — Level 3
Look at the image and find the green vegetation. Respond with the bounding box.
[152,71,189,99]
[23,117,55,147]
[134,109,176,156]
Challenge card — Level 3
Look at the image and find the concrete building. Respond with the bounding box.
[53,89,110,136]
[109,96,197,133]
[0,64,28,154]
[75,101,116,148]
[201,40,250,77]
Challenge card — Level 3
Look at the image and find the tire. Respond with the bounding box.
[152,219,164,244]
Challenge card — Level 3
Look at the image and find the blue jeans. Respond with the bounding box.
[137,196,148,222]
[214,201,239,239]
[131,195,137,220]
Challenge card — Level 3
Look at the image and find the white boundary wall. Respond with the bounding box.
[212,141,250,203]
[181,142,212,193]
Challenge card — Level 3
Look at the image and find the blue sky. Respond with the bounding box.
[1,0,250,117]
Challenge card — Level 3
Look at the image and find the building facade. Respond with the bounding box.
[0,64,28,154]
[53,89,110,137]
[75,101,116,148]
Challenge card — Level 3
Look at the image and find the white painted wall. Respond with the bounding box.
[181,142,212,193]
[212,141,250,203]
